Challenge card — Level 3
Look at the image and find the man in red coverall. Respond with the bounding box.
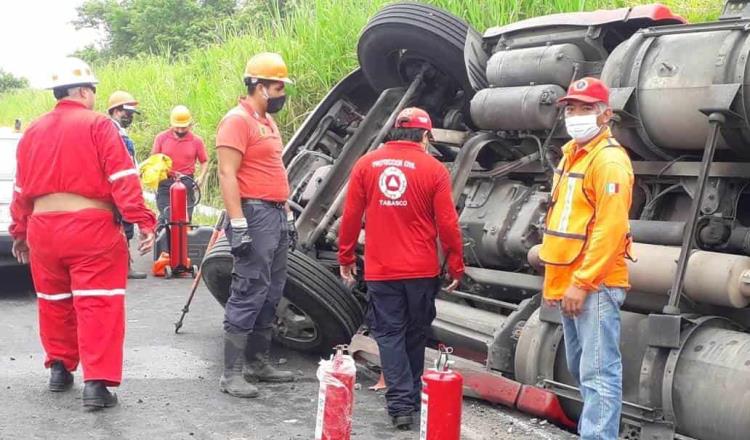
[9,57,157,410]
[338,107,464,430]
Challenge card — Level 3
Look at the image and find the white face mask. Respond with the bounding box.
[565,113,601,143]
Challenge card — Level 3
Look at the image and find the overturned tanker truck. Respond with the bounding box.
[202,1,750,438]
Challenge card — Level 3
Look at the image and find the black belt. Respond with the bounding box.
[241,198,285,209]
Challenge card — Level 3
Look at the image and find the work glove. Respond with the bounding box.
[287,212,298,251]
[229,218,253,257]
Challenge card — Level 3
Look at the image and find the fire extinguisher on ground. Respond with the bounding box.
[158,172,200,278]
[421,345,463,440]
[315,345,356,440]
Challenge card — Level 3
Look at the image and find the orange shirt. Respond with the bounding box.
[215,98,290,202]
[542,128,634,300]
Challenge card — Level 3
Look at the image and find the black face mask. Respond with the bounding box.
[267,95,287,114]
[119,114,133,129]
[175,131,188,138]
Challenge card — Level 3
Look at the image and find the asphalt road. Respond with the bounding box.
[0,253,576,440]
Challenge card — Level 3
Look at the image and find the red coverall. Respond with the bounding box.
[10,100,157,386]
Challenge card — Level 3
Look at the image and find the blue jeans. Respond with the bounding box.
[561,286,625,440]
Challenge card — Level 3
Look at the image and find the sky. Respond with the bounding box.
[0,0,100,88]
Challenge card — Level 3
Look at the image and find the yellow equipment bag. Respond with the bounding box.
[140,153,173,190]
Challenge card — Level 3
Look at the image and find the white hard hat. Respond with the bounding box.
[47,57,99,89]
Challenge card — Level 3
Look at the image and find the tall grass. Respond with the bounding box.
[0,0,718,206]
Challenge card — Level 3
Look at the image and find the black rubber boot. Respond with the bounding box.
[48,361,74,392]
[219,333,259,398]
[127,268,147,279]
[391,413,414,431]
[243,329,295,383]
[82,381,118,409]
[127,251,147,279]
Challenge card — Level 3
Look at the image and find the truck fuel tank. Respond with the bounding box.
[528,242,750,308]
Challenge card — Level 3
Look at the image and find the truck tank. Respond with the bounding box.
[200,1,750,438]
[602,18,750,159]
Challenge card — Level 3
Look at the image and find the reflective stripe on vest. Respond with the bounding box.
[539,137,623,266]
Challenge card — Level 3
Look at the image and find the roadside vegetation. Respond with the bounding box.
[0,0,718,208]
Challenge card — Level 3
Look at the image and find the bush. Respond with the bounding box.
[0,70,29,94]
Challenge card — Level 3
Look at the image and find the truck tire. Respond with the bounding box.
[357,2,475,96]
[201,236,233,306]
[201,236,363,353]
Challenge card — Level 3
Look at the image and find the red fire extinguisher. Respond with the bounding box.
[164,173,195,278]
[421,345,463,440]
[315,345,356,440]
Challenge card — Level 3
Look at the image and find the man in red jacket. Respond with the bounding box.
[151,105,209,224]
[338,107,464,430]
[10,57,156,410]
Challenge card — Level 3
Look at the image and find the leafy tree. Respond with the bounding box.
[73,0,247,59]
[72,44,109,65]
[0,70,29,93]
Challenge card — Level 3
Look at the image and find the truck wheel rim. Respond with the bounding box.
[275,297,319,343]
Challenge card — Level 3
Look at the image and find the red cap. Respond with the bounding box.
[395,107,433,131]
[558,77,610,106]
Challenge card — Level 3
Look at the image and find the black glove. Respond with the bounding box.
[287,216,298,251]
[230,223,253,257]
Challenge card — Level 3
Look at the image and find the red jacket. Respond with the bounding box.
[338,140,464,281]
[10,100,156,240]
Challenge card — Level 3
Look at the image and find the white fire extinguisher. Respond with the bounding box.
[315,345,356,440]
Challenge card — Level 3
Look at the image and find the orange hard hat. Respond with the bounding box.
[170,105,193,128]
[244,52,293,84]
[107,90,139,113]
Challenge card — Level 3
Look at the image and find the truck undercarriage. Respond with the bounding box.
[202,2,750,438]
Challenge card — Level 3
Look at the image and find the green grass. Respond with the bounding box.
[0,0,718,207]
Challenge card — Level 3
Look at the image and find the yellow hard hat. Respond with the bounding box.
[244,52,293,84]
[107,90,139,113]
[170,105,193,128]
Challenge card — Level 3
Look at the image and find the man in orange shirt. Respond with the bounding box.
[539,77,633,440]
[214,52,296,398]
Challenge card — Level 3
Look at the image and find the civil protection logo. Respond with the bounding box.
[379,166,407,200]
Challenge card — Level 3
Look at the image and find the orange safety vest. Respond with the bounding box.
[539,136,632,266]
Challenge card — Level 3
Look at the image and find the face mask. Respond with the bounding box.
[119,114,133,129]
[267,95,286,114]
[175,130,188,138]
[262,87,286,114]
[565,113,601,143]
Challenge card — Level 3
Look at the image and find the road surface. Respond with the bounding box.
[0,254,576,440]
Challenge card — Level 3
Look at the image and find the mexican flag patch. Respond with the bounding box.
[606,182,620,194]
